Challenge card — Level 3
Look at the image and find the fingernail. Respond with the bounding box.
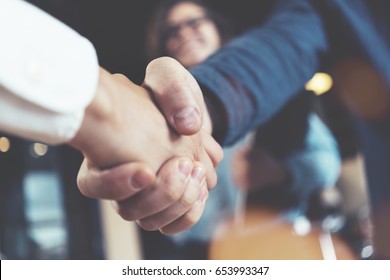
[174,107,199,130]
[192,166,205,183]
[197,183,209,204]
[179,159,192,178]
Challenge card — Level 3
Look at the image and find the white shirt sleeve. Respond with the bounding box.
[0,0,99,144]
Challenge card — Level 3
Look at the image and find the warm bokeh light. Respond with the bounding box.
[30,143,48,157]
[0,137,11,153]
[305,72,333,95]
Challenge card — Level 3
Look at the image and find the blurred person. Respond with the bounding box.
[311,88,373,258]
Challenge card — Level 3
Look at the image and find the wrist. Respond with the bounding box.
[69,68,116,166]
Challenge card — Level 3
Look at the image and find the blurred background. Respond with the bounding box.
[0,0,372,260]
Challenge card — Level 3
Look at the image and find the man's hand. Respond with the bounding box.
[73,67,222,234]
[143,57,212,135]
[77,157,209,234]
[71,68,222,187]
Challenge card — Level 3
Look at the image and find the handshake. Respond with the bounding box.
[71,57,223,234]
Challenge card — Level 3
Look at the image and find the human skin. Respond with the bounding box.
[74,65,222,234]
[164,2,221,68]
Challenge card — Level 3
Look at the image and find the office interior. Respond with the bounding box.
[0,0,373,260]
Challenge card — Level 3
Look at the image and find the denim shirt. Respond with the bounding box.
[190,0,390,146]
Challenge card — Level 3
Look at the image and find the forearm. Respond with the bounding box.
[191,0,329,145]
[69,68,121,168]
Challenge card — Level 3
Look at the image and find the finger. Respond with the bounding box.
[201,129,224,168]
[143,57,203,135]
[114,157,198,221]
[197,151,218,190]
[112,73,134,85]
[159,182,209,234]
[77,158,155,200]
[197,130,223,189]
[137,164,207,231]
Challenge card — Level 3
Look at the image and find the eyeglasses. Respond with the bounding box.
[163,15,210,40]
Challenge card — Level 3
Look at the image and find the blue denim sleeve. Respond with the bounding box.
[190,0,328,146]
[283,113,341,199]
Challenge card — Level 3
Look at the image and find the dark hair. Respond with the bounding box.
[145,0,235,61]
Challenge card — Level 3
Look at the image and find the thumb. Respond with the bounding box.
[143,57,205,135]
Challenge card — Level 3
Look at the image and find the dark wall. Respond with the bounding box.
[27,0,159,83]
[26,0,274,83]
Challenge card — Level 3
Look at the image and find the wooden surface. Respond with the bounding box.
[209,207,356,260]
[99,200,142,260]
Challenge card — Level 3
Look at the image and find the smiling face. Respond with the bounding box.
[164,2,222,68]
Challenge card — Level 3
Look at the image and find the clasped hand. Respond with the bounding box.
[77,57,222,234]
